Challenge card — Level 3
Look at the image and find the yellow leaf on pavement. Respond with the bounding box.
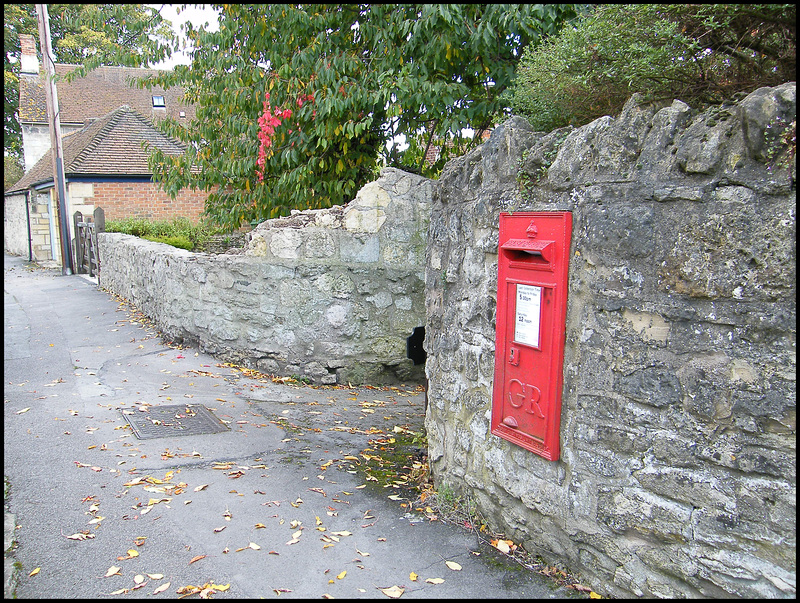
[492,539,511,554]
[445,561,462,571]
[590,592,602,599]
[425,578,445,584]
[29,567,40,577]
[104,566,122,577]
[337,570,347,580]
[409,572,418,581]
[379,585,405,598]
[152,582,170,595]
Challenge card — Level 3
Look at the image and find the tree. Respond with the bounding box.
[3,4,176,162]
[510,4,796,132]
[139,4,587,229]
[4,155,24,191]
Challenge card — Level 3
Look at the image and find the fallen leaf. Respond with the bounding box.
[213,526,226,533]
[425,578,445,585]
[330,531,352,537]
[445,561,462,571]
[249,542,261,550]
[379,585,405,598]
[109,588,129,595]
[133,574,146,585]
[146,573,164,580]
[188,555,207,564]
[409,572,418,581]
[337,570,347,580]
[590,592,602,599]
[254,523,266,529]
[105,566,122,577]
[492,539,511,554]
[152,582,170,595]
[65,532,95,541]
[29,567,41,577]
[16,408,30,414]
[117,549,139,560]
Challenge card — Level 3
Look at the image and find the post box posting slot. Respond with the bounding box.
[492,211,572,461]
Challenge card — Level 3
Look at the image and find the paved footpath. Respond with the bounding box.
[4,252,578,599]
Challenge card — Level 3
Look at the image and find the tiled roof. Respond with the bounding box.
[7,105,187,193]
[19,64,194,125]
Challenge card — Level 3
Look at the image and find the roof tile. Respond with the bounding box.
[7,105,188,193]
[19,64,194,125]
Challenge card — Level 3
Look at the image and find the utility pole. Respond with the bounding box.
[36,3,73,275]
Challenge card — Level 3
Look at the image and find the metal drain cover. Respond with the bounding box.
[123,404,230,440]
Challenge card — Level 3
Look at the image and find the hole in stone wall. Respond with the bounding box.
[406,326,427,365]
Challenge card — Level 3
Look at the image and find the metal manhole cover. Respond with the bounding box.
[123,404,230,439]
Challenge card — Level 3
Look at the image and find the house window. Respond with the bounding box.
[152,95,166,108]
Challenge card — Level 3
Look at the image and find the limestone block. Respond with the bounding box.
[344,181,391,232]
[270,229,302,259]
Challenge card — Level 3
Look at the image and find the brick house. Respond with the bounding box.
[4,105,208,263]
[4,34,207,265]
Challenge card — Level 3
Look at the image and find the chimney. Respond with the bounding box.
[20,34,40,75]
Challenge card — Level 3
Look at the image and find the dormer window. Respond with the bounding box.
[152,95,166,108]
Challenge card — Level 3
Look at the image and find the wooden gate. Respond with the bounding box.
[73,207,104,279]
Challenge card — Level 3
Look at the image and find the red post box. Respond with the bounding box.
[492,211,572,460]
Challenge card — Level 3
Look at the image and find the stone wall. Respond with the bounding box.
[424,83,796,598]
[98,168,432,385]
[3,192,29,258]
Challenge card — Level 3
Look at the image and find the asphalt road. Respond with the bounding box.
[4,252,579,599]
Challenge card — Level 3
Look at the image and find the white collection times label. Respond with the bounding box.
[514,284,542,347]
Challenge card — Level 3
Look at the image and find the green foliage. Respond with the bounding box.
[3,4,176,160]
[139,4,587,229]
[104,216,223,251]
[4,155,24,191]
[140,234,193,251]
[510,4,796,132]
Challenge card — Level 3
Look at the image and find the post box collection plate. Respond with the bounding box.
[492,211,572,460]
